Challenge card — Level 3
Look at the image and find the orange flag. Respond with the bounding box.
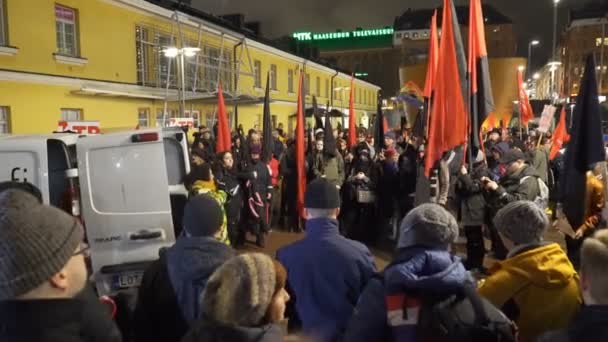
[348,75,357,148]
[424,0,468,177]
[295,71,306,218]
[550,107,571,160]
[215,81,232,153]
[517,69,534,126]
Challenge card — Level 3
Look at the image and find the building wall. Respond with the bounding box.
[0,0,379,135]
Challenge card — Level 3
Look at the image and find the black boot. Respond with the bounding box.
[256,232,266,248]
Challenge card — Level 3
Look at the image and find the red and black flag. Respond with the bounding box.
[295,71,306,218]
[550,106,570,160]
[561,55,605,229]
[262,72,273,163]
[517,68,535,126]
[468,0,495,152]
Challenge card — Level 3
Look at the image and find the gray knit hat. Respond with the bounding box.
[398,203,459,250]
[201,253,278,327]
[494,200,548,245]
[0,190,84,299]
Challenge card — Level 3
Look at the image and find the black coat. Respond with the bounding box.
[182,318,284,342]
[216,167,251,224]
[485,164,541,218]
[455,163,488,226]
[0,296,121,342]
[536,305,608,342]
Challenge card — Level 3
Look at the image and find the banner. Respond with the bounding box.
[537,105,557,133]
[57,121,100,135]
[168,117,194,128]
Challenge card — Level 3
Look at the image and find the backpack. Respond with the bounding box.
[385,283,518,342]
[520,176,550,210]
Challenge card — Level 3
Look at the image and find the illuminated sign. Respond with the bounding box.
[293,27,394,41]
[355,72,369,77]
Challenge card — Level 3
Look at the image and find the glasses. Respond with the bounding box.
[74,242,90,258]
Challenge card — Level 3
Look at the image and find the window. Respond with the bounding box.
[0,106,10,134]
[254,60,262,88]
[55,4,79,56]
[325,79,329,98]
[305,73,310,96]
[316,76,321,97]
[288,69,294,93]
[156,109,167,127]
[138,108,150,127]
[0,0,7,46]
[270,64,277,90]
[61,108,82,121]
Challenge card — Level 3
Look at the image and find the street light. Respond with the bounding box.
[528,40,540,78]
[533,73,541,80]
[518,65,525,72]
[162,47,201,119]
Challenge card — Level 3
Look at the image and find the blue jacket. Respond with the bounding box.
[166,236,235,324]
[277,218,376,342]
[342,247,470,342]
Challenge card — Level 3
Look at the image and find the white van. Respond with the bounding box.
[0,127,191,296]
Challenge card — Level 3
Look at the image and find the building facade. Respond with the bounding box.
[0,0,379,135]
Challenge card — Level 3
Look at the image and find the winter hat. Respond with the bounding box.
[182,194,223,237]
[494,201,548,245]
[304,178,341,209]
[398,203,459,250]
[500,149,526,165]
[385,131,396,140]
[201,253,282,327]
[250,144,262,155]
[0,190,83,300]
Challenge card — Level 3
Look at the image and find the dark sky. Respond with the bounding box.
[192,0,597,70]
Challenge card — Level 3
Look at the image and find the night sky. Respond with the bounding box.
[192,0,598,71]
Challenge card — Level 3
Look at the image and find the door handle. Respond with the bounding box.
[129,229,164,241]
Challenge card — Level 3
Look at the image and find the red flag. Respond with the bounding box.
[423,10,439,98]
[517,69,534,126]
[295,71,306,218]
[215,81,232,153]
[348,75,357,148]
[550,107,571,160]
[424,0,468,177]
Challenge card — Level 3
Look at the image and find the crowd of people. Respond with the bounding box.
[1,120,608,342]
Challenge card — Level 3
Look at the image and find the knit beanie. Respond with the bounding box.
[398,203,459,250]
[0,190,83,300]
[182,194,223,237]
[304,178,341,209]
[494,200,548,245]
[201,253,280,327]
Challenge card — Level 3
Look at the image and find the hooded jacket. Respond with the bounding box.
[166,237,235,324]
[478,243,582,342]
[536,305,608,342]
[486,164,540,217]
[191,181,230,245]
[343,247,470,342]
[276,218,376,342]
[181,317,283,342]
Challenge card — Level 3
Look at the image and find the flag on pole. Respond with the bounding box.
[424,0,468,177]
[550,106,570,160]
[423,10,439,99]
[323,101,337,157]
[517,69,535,126]
[348,75,357,148]
[374,98,385,153]
[312,96,324,130]
[215,81,232,153]
[468,0,495,152]
[262,73,273,163]
[561,55,605,229]
[295,71,306,218]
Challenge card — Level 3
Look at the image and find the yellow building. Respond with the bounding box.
[0,0,380,135]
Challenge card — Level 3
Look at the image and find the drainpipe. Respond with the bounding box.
[330,70,339,109]
[233,40,243,130]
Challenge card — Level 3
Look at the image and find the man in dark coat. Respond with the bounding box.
[482,149,541,260]
[0,190,121,342]
[280,140,299,232]
[133,194,235,342]
[537,230,608,342]
[245,144,273,247]
[277,179,376,342]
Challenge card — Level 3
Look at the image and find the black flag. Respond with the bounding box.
[561,54,605,229]
[262,72,272,163]
[312,96,324,130]
[323,105,337,157]
[374,98,384,153]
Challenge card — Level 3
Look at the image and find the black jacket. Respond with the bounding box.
[181,318,284,342]
[536,305,608,342]
[0,297,121,342]
[486,164,540,218]
[455,163,488,226]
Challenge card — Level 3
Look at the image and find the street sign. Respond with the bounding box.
[538,105,557,134]
[57,120,100,135]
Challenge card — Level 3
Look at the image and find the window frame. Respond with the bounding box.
[60,108,82,121]
[305,73,310,96]
[316,76,321,97]
[325,79,329,98]
[0,106,11,134]
[269,64,278,90]
[254,60,262,88]
[55,4,80,57]
[288,69,294,93]
[138,108,150,127]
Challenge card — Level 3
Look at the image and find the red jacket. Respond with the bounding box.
[269,158,280,187]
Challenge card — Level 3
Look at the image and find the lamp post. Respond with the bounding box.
[527,40,540,78]
[163,47,201,119]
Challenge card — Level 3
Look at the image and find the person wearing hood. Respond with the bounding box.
[245,144,273,247]
[538,230,608,342]
[343,203,471,342]
[133,194,235,342]
[487,141,510,181]
[277,179,376,342]
[482,149,541,260]
[0,190,121,342]
[478,201,581,342]
[182,253,290,342]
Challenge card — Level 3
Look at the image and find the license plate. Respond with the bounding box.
[112,272,144,290]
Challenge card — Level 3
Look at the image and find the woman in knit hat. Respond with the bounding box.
[182,253,290,342]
